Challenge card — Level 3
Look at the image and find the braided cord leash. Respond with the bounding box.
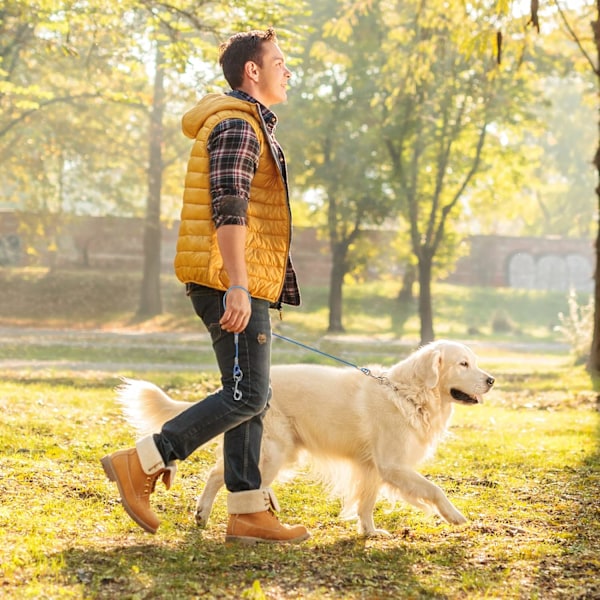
[273,333,398,392]
[223,286,384,397]
[273,332,377,379]
[222,286,252,401]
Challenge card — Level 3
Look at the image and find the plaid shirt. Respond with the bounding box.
[207,90,300,307]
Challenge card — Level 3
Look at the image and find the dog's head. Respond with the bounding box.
[414,340,495,405]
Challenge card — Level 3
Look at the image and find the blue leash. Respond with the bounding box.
[273,332,374,377]
[223,287,377,400]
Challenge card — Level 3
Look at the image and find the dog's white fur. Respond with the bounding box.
[117,340,494,536]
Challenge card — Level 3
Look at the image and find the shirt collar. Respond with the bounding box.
[228,89,278,132]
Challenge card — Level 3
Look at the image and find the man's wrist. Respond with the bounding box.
[223,285,252,309]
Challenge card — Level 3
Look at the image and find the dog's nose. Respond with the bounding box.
[487,376,495,387]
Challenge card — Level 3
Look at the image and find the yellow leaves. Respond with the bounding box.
[0,81,54,106]
[495,0,513,16]
[323,0,375,42]
[241,580,267,599]
[309,40,351,69]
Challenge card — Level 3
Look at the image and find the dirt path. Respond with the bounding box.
[0,325,215,372]
[0,325,570,374]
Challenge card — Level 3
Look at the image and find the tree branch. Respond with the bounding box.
[0,92,146,140]
[553,0,598,75]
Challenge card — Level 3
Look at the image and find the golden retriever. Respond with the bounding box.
[116,340,494,536]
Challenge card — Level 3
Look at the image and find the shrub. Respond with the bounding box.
[556,289,593,364]
[491,310,513,333]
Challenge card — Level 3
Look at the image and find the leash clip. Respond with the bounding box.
[232,332,243,401]
[222,288,249,402]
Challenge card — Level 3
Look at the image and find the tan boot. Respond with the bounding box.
[226,488,310,544]
[100,436,176,534]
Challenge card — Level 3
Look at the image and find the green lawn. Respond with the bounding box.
[0,267,586,344]
[0,267,598,598]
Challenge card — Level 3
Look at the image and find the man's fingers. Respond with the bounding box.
[220,309,250,333]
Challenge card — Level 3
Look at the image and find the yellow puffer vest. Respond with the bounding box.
[174,93,291,303]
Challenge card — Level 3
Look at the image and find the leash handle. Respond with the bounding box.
[222,285,251,310]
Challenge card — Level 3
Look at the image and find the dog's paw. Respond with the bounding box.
[194,509,209,529]
[364,528,392,538]
[447,510,468,525]
[358,521,392,537]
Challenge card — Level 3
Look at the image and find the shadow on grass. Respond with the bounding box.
[56,532,474,599]
[533,397,600,599]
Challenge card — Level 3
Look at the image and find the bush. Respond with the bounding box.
[491,310,513,333]
[556,289,593,364]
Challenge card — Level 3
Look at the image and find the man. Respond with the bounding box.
[101,28,309,544]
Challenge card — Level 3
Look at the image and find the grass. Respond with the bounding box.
[0,266,585,344]
[0,267,598,598]
[1,362,598,599]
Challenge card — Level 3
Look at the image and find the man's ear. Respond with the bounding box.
[244,60,259,82]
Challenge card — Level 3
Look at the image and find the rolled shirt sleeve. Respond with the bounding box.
[207,118,261,228]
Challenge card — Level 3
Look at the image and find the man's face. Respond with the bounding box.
[252,41,291,107]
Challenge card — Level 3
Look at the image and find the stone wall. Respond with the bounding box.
[0,212,594,291]
[446,234,594,292]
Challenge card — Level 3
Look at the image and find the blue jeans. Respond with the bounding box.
[153,285,272,492]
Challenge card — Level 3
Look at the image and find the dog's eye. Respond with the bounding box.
[460,361,469,368]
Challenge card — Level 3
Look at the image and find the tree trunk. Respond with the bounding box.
[398,263,416,304]
[589,6,600,382]
[137,44,165,319]
[328,243,346,333]
[418,253,434,345]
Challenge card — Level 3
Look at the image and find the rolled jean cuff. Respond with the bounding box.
[136,435,166,475]
[227,488,280,514]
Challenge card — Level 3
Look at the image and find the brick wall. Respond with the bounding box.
[446,234,594,292]
[0,213,594,291]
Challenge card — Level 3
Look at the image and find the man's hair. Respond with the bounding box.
[219,28,277,89]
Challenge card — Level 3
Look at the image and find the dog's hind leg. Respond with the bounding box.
[380,466,467,525]
[354,466,390,537]
[195,460,224,528]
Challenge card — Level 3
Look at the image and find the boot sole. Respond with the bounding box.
[100,455,158,534]
[225,532,310,545]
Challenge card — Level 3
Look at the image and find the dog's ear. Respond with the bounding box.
[417,348,441,388]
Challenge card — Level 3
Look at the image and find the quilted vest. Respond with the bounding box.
[174,94,291,303]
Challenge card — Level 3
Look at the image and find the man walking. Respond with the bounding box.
[101,28,309,544]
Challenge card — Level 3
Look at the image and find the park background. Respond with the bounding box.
[1,0,599,598]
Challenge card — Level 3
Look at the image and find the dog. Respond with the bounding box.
[116,340,494,536]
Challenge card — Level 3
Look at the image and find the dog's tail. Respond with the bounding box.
[116,377,191,437]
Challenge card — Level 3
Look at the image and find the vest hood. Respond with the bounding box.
[181,93,260,139]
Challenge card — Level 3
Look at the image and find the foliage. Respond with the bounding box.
[0,0,307,227]
[280,0,587,339]
[280,0,399,330]
[1,0,597,353]
[556,288,594,363]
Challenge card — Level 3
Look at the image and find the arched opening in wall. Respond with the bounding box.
[0,234,21,266]
[566,253,593,292]
[507,251,535,289]
[536,255,567,291]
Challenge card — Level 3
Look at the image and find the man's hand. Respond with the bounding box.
[216,225,250,333]
[220,286,251,333]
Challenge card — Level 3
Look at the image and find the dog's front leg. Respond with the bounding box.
[379,466,467,525]
[195,460,225,528]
